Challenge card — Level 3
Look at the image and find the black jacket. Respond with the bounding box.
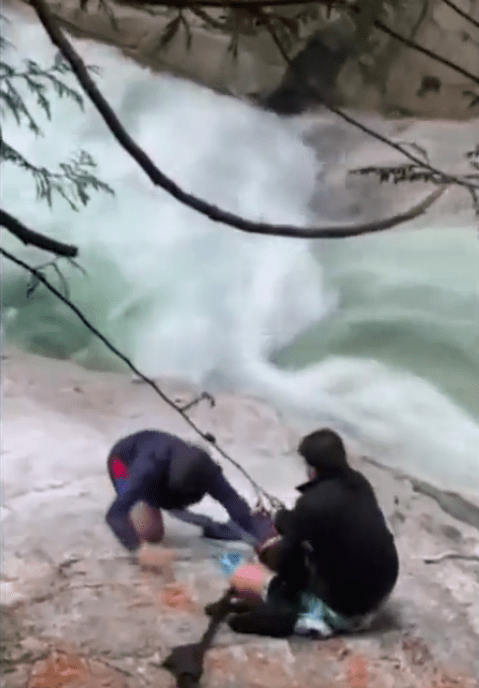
[273,466,399,617]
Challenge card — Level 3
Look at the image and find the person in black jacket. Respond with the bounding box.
[105,430,273,554]
[221,429,399,638]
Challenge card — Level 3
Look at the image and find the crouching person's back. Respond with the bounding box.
[223,429,399,638]
[297,437,399,621]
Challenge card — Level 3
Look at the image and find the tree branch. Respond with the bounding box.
[439,0,479,32]
[111,0,352,8]
[28,0,448,239]
[258,7,478,198]
[422,552,479,564]
[0,208,79,257]
[0,245,284,510]
[75,0,479,196]
[109,0,479,89]
[372,15,479,88]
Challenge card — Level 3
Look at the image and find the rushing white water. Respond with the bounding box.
[2,8,479,496]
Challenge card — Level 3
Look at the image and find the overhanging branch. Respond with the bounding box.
[439,0,479,32]
[258,7,478,200]
[111,0,352,8]
[373,15,479,88]
[0,245,284,510]
[109,0,479,89]
[0,208,79,257]
[27,0,448,239]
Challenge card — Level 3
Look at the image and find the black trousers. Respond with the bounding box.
[206,577,300,638]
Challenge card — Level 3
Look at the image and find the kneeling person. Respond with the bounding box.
[221,429,399,638]
[106,430,269,559]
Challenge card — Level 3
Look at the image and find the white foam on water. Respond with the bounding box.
[2,8,478,496]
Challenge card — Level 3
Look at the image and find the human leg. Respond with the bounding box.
[168,509,246,541]
[228,601,298,637]
[226,576,364,639]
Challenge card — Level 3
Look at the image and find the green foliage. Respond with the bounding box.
[350,144,479,218]
[0,54,88,133]
[1,142,114,210]
[351,162,444,184]
[76,0,401,61]
[0,16,113,212]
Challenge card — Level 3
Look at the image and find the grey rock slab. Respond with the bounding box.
[2,347,479,686]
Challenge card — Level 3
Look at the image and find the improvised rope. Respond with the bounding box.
[2,248,285,512]
[162,587,235,688]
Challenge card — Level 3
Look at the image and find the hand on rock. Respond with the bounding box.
[137,542,176,574]
[229,563,272,602]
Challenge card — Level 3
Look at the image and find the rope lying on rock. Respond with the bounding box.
[162,587,235,688]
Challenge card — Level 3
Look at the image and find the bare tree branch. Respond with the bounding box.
[258,7,479,199]
[28,0,449,239]
[0,208,79,257]
[372,15,479,88]
[26,257,73,298]
[324,104,478,194]
[111,0,351,8]
[259,8,479,222]
[73,0,479,195]
[110,0,479,40]
[0,245,284,510]
[422,552,479,564]
[439,0,479,32]
[108,0,479,89]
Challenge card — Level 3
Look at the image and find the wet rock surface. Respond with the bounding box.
[1,348,479,687]
[7,0,479,118]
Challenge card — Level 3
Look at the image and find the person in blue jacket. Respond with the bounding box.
[106,429,272,553]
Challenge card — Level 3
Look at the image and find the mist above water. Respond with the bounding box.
[2,8,478,496]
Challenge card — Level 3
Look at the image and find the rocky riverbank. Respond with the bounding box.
[1,346,478,687]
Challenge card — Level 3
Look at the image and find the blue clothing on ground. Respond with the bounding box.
[106,430,262,551]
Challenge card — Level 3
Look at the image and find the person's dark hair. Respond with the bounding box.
[298,428,348,472]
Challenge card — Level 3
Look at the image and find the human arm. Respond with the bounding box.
[254,507,296,570]
[207,470,261,541]
[105,457,157,551]
[169,509,247,541]
[274,508,295,535]
[168,509,219,529]
[274,479,345,588]
[136,541,176,572]
[268,497,320,595]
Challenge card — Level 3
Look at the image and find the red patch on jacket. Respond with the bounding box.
[111,457,129,479]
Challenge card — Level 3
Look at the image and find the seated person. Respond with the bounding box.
[213,429,399,638]
[105,430,272,557]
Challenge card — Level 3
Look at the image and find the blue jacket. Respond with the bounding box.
[106,430,260,551]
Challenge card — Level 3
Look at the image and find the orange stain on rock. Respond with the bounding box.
[159,583,197,613]
[25,648,129,688]
[346,654,369,688]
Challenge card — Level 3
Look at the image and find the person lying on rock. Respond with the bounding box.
[209,429,399,638]
[105,430,275,566]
